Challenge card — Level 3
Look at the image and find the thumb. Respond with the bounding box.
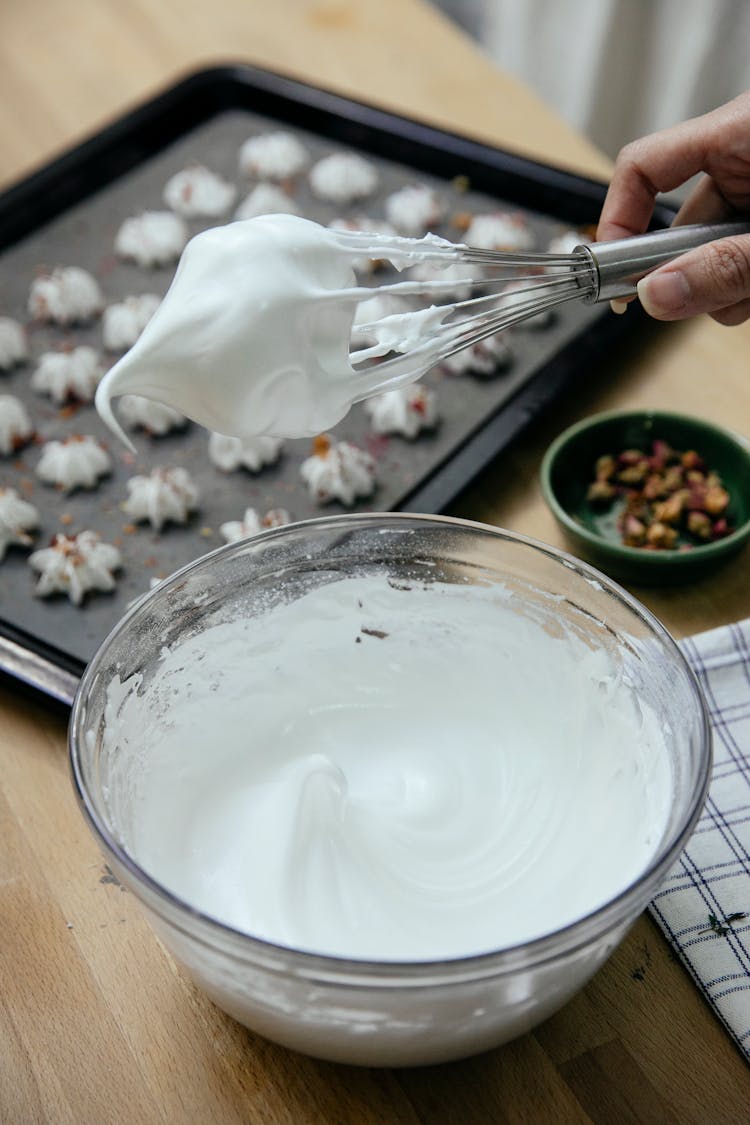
[637,234,750,321]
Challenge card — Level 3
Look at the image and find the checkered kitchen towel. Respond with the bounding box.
[649,618,750,1061]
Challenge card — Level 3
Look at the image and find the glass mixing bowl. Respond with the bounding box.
[69,514,710,1066]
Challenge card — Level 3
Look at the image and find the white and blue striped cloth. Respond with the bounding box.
[650,619,750,1062]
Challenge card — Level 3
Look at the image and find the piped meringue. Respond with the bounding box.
[29,530,121,604]
[31,346,103,404]
[0,395,34,455]
[364,385,438,438]
[115,212,189,268]
[234,184,299,221]
[28,268,103,325]
[309,153,378,204]
[441,332,513,376]
[123,466,199,530]
[239,132,308,180]
[208,432,282,473]
[220,506,291,543]
[300,434,376,505]
[385,184,444,236]
[36,435,112,492]
[0,317,28,371]
[548,229,591,255]
[163,165,237,218]
[102,295,161,352]
[0,487,39,560]
[465,212,534,252]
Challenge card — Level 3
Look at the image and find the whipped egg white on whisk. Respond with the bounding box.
[95,214,467,447]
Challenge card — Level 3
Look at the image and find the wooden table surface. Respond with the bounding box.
[1,2,749,1121]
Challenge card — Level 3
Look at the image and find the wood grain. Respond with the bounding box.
[1,2,749,1121]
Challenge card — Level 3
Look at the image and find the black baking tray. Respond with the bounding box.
[0,63,676,707]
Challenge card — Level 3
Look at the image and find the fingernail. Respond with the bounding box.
[638,269,691,317]
[610,299,628,315]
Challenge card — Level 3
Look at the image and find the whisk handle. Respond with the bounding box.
[579,221,750,302]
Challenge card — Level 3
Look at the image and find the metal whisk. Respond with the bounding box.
[336,220,750,399]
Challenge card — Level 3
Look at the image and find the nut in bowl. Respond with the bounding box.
[541,410,750,585]
[69,514,710,1066]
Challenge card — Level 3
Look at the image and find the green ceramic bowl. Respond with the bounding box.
[540,410,750,585]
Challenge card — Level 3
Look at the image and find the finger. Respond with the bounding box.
[710,296,750,326]
[598,115,713,242]
[636,234,750,321]
[598,91,750,243]
[598,131,710,241]
[674,174,734,226]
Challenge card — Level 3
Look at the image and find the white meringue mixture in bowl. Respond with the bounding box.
[70,515,710,1066]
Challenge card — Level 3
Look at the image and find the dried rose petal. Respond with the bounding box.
[651,439,674,467]
[687,510,712,540]
[681,450,705,471]
[646,521,678,549]
[587,479,616,504]
[594,454,617,481]
[618,449,644,467]
[653,490,688,525]
[618,462,649,485]
[704,485,729,516]
[622,514,647,546]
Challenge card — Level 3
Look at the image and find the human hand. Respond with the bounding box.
[598,91,750,325]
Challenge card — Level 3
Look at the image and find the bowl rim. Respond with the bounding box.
[540,408,750,565]
[69,511,712,984]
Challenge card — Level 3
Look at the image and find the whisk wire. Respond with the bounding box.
[439,287,584,358]
[351,283,585,399]
[344,220,750,399]
[352,273,586,344]
[458,249,581,267]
